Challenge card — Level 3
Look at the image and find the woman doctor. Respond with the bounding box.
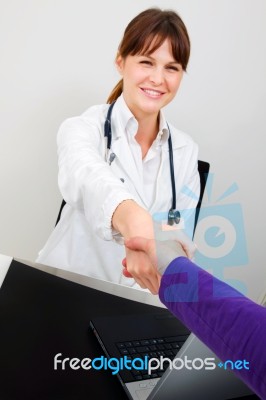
[36,8,200,294]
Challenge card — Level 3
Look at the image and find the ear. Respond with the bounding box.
[115,53,124,75]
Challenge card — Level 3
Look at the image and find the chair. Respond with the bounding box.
[55,198,66,226]
[55,160,210,230]
[193,160,210,237]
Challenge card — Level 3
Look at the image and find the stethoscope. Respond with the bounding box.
[104,101,180,226]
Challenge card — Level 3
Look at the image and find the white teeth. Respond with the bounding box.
[142,89,162,97]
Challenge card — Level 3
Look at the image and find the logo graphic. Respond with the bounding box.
[192,175,248,294]
[153,174,249,295]
[217,360,250,370]
[54,353,250,374]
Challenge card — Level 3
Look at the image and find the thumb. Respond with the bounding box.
[125,237,157,267]
[124,237,150,252]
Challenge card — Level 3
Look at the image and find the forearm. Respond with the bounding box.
[159,258,266,398]
[112,200,154,240]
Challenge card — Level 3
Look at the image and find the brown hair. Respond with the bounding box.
[107,8,190,103]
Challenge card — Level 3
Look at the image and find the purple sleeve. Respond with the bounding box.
[159,257,266,399]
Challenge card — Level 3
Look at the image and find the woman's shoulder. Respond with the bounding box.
[57,103,110,145]
[60,103,109,128]
[81,102,109,120]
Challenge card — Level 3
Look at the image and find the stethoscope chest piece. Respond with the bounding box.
[168,209,181,226]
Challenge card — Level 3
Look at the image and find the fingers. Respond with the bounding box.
[122,259,133,278]
[122,257,127,268]
[123,238,162,294]
[122,268,133,278]
[180,241,196,259]
[130,264,159,294]
[122,267,159,293]
[174,230,197,259]
[122,260,160,292]
[123,248,159,294]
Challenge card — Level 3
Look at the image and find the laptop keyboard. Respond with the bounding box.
[116,335,188,381]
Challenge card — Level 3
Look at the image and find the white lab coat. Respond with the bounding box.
[37,95,200,288]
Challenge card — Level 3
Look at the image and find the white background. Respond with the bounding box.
[1,0,265,300]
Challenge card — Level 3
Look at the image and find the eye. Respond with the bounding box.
[166,65,180,72]
[139,60,153,66]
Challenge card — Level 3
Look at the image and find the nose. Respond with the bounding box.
[149,67,164,86]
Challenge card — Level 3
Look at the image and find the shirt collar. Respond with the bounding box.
[157,111,169,145]
[113,94,136,138]
[113,94,169,145]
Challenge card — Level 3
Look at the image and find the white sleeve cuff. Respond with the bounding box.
[98,191,137,241]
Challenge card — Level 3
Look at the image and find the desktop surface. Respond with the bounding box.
[0,259,259,400]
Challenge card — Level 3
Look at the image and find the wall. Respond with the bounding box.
[1,0,265,300]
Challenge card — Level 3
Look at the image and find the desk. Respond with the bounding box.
[0,255,165,400]
[0,256,259,400]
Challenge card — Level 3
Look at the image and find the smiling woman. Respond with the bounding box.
[108,8,190,103]
[36,8,200,294]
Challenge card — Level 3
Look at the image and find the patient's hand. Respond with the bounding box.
[153,222,196,260]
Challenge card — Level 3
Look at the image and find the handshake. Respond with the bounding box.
[122,230,197,294]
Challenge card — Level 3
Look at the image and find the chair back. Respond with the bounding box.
[193,160,210,237]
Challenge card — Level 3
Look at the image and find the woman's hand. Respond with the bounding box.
[123,247,161,294]
[112,200,160,294]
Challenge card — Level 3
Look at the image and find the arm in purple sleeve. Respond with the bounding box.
[159,257,266,399]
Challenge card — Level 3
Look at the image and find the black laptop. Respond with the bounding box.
[90,312,256,400]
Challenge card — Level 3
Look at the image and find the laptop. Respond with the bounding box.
[90,311,255,400]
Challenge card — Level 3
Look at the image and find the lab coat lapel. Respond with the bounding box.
[111,136,147,205]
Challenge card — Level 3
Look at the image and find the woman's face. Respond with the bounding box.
[116,38,183,121]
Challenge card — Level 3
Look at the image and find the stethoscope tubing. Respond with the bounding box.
[104,101,180,225]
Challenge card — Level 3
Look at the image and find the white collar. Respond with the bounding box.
[113,94,169,145]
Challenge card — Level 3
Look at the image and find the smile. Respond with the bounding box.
[141,88,164,98]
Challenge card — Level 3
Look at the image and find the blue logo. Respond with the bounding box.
[193,175,248,294]
[217,360,250,370]
[153,174,249,295]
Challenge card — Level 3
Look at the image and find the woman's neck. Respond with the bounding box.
[135,114,159,158]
